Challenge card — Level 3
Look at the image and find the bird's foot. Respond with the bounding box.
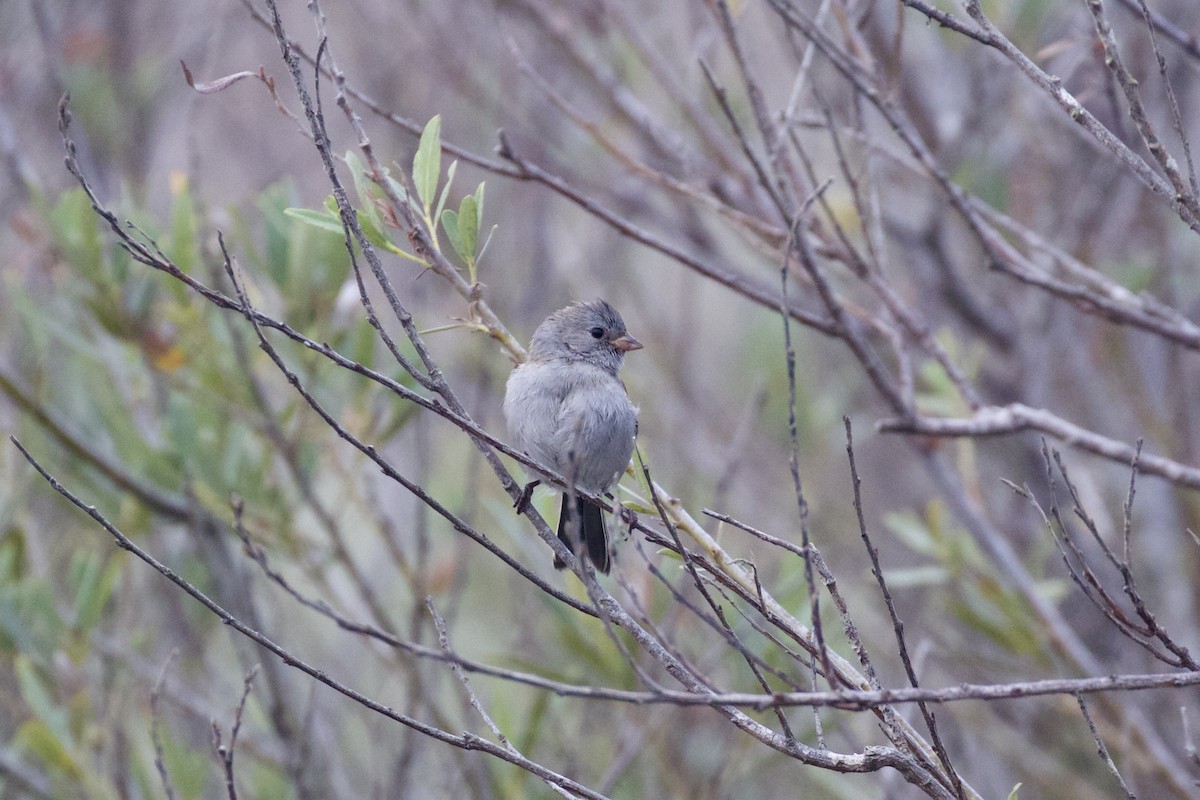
[612,497,638,528]
[514,480,540,514]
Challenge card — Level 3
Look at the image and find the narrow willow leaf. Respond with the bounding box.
[442,208,465,263]
[357,208,399,252]
[473,181,485,227]
[434,160,458,226]
[458,194,478,261]
[346,150,384,233]
[413,114,442,211]
[283,207,344,236]
[75,555,122,632]
[16,656,71,746]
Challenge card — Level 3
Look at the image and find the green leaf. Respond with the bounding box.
[73,551,120,633]
[1007,783,1022,800]
[473,181,486,228]
[457,194,479,262]
[434,160,458,228]
[884,510,938,558]
[288,201,408,258]
[0,589,47,662]
[346,150,384,235]
[283,207,345,236]
[165,391,199,474]
[413,114,442,212]
[69,551,101,630]
[950,582,1041,657]
[514,689,550,756]
[254,181,297,285]
[0,529,24,582]
[880,565,949,588]
[16,655,72,746]
[442,208,464,263]
[15,719,80,778]
[52,189,103,274]
[356,208,398,253]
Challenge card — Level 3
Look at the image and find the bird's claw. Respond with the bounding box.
[514,480,540,514]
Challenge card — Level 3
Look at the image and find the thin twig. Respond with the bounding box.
[150,650,181,800]
[779,212,834,691]
[0,368,190,519]
[1131,0,1197,200]
[1076,694,1137,800]
[426,600,509,749]
[1081,0,1199,221]
[845,418,965,800]
[495,131,838,337]
[212,665,259,800]
[10,436,612,799]
[639,455,797,739]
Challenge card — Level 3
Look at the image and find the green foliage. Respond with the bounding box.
[884,502,1065,659]
[11,654,124,799]
[443,181,493,284]
[413,114,443,212]
[156,725,211,798]
[280,205,344,237]
[15,656,72,752]
[245,759,293,799]
[1,171,406,798]
[67,549,122,635]
[915,330,982,418]
[0,531,64,664]
[285,115,496,285]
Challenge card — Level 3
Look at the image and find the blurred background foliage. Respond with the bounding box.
[1,0,1199,798]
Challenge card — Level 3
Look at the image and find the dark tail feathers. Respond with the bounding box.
[555,493,611,574]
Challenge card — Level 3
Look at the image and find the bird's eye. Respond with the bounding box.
[589,326,605,339]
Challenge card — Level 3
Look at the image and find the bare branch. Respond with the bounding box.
[845,418,966,800]
[9,437,613,799]
[150,651,181,800]
[879,404,1200,490]
[1076,694,1137,800]
[212,666,259,800]
[1082,0,1199,219]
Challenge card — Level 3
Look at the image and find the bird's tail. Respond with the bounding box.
[555,493,611,574]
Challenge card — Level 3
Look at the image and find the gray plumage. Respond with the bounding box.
[503,299,641,573]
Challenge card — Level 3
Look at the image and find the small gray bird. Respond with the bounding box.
[503,299,642,573]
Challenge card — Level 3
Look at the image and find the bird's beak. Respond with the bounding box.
[612,335,643,352]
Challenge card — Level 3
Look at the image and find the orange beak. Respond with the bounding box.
[611,334,643,352]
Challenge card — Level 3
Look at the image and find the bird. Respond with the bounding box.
[503,299,642,573]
